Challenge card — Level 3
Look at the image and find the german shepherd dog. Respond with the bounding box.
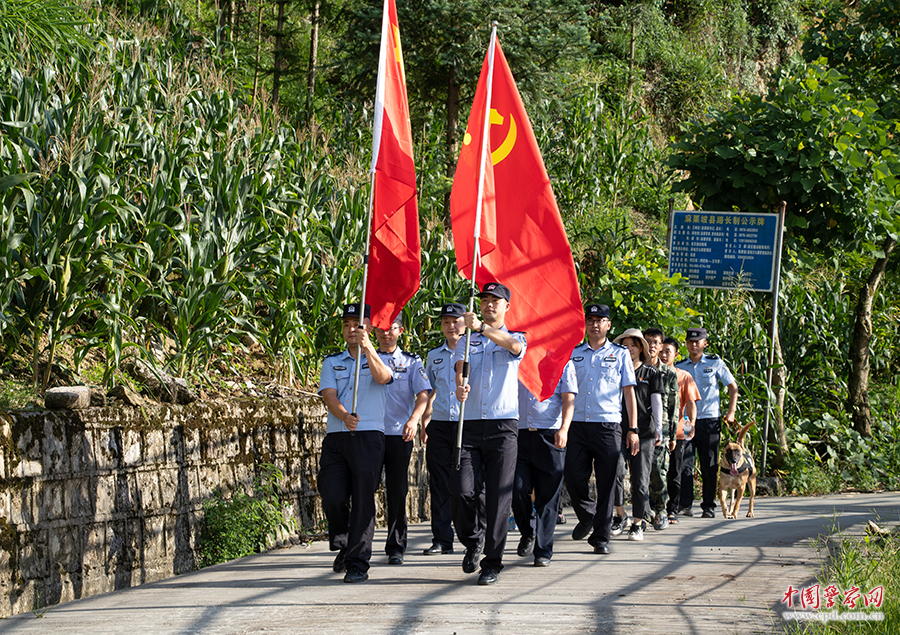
[718,421,756,519]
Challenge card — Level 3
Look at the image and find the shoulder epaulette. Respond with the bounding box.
[401,350,421,361]
[674,357,688,365]
[325,351,343,359]
[612,342,627,349]
[706,354,720,360]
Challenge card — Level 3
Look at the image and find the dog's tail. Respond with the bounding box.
[736,420,756,446]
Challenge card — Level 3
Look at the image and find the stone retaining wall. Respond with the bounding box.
[0,397,429,617]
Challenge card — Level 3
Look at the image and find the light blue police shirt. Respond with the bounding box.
[517,360,578,430]
[378,347,432,436]
[426,341,462,422]
[570,339,636,423]
[461,327,527,420]
[319,349,390,434]
[675,354,736,419]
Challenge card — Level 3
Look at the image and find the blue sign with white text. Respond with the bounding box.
[668,211,779,292]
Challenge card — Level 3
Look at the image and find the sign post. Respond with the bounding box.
[667,201,786,475]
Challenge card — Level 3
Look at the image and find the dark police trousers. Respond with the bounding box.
[425,420,485,549]
[318,430,385,573]
[512,428,565,559]
[382,434,413,556]
[694,417,721,513]
[451,418,517,572]
[564,421,621,547]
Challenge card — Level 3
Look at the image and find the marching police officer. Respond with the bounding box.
[676,327,738,518]
[513,360,577,566]
[317,303,393,583]
[454,282,526,586]
[375,315,431,565]
[564,304,637,555]
[421,302,485,556]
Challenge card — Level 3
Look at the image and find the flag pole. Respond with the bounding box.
[350,169,377,426]
[351,0,391,425]
[455,22,498,470]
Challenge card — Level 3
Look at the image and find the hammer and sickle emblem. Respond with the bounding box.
[463,109,517,165]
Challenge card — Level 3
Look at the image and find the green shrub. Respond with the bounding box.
[197,464,295,567]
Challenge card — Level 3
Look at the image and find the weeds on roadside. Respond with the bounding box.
[786,517,900,634]
[197,463,295,567]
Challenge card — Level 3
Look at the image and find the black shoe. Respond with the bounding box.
[701,510,715,518]
[593,543,611,555]
[679,508,694,517]
[423,543,454,556]
[533,556,551,567]
[557,511,567,525]
[343,568,368,583]
[517,534,535,557]
[388,553,404,565]
[462,543,483,574]
[477,568,499,585]
[332,551,346,573]
[572,521,591,541]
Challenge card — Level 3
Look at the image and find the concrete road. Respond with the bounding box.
[0,492,897,635]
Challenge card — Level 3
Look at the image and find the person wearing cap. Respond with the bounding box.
[421,302,485,556]
[565,304,637,556]
[659,336,700,523]
[611,328,663,541]
[374,314,432,565]
[643,327,679,531]
[318,303,393,583]
[512,360,577,566]
[675,327,739,518]
[454,281,526,586]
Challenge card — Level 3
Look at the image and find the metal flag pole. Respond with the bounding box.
[350,169,377,426]
[455,22,498,470]
[760,200,786,476]
[351,0,391,424]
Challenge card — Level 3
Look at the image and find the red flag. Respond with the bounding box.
[366,0,419,329]
[450,35,584,401]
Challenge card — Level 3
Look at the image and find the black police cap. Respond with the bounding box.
[685,327,709,341]
[477,281,511,302]
[584,304,610,319]
[342,303,371,320]
[440,302,466,318]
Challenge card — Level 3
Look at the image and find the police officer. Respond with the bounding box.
[318,303,393,583]
[375,315,431,565]
[675,327,738,518]
[513,360,577,566]
[454,282,526,586]
[564,304,637,555]
[421,302,486,556]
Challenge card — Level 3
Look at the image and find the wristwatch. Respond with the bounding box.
[478,323,486,333]
[627,428,638,434]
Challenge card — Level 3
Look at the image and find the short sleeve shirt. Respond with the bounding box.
[517,360,578,430]
[673,367,701,439]
[570,340,636,423]
[463,327,527,420]
[378,348,432,436]
[426,340,462,422]
[319,349,390,434]
[626,362,663,439]
[675,354,735,419]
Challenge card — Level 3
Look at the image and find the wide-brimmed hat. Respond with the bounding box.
[613,328,650,361]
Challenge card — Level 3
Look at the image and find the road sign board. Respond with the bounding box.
[668,211,780,292]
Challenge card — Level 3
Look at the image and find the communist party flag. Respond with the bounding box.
[450,34,584,401]
[366,0,419,329]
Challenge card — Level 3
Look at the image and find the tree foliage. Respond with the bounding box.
[669,60,900,251]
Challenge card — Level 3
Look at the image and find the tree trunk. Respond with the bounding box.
[627,17,636,103]
[847,236,897,435]
[306,0,320,125]
[443,66,460,228]
[272,0,287,106]
[252,2,263,107]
